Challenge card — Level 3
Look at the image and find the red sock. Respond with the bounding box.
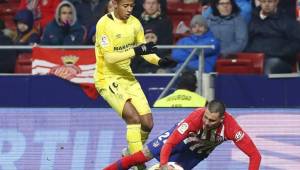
[103,151,149,170]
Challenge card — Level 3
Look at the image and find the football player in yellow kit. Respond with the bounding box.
[94,0,176,161]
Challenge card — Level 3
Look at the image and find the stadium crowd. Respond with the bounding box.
[0,0,300,74]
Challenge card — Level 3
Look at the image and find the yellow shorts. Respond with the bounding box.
[95,78,151,116]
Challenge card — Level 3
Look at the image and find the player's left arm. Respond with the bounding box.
[229,119,261,170]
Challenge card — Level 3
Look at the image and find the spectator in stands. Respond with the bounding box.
[139,0,173,58]
[0,19,17,73]
[171,15,220,73]
[203,0,252,23]
[14,9,40,45]
[85,0,114,45]
[206,0,248,58]
[18,0,61,30]
[153,71,207,107]
[252,0,297,19]
[72,0,109,32]
[245,0,300,74]
[133,0,167,18]
[41,1,85,45]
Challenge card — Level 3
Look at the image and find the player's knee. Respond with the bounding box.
[140,113,154,132]
[122,105,141,124]
[142,121,153,132]
[125,114,141,124]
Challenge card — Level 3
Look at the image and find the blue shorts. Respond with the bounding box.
[146,125,209,170]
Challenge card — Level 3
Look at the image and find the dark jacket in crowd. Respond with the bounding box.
[245,8,300,61]
[133,0,167,18]
[0,31,17,73]
[41,1,85,45]
[74,0,109,31]
[203,0,252,23]
[14,9,40,45]
[140,14,173,57]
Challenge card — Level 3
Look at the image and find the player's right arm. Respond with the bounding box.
[95,18,135,64]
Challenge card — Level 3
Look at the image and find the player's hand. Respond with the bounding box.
[133,42,157,55]
[158,58,177,68]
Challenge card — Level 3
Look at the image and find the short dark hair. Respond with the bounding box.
[177,71,197,92]
[207,100,225,116]
[211,0,240,16]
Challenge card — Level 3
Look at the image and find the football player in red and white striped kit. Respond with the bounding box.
[104,100,261,170]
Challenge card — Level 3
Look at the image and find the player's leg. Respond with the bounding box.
[103,147,154,170]
[129,81,153,144]
[95,79,144,155]
[122,101,144,154]
[139,113,153,144]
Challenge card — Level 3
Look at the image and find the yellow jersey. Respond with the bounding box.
[94,12,160,86]
[153,89,207,108]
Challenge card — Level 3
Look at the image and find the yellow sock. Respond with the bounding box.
[126,124,143,154]
[141,129,150,144]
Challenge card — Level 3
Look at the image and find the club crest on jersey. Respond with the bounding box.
[234,131,244,142]
[178,123,189,134]
[100,35,109,47]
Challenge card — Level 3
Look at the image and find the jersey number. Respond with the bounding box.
[158,131,170,144]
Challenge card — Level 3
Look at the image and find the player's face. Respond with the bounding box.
[115,0,135,20]
[202,109,224,130]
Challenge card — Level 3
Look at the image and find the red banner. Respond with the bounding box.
[32,47,99,99]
